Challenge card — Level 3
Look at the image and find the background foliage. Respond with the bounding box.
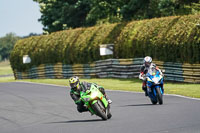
[33,0,200,33]
[0,33,20,61]
[10,14,200,71]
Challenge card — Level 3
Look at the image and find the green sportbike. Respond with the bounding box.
[80,84,112,120]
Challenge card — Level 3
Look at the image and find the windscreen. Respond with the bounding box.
[148,66,157,75]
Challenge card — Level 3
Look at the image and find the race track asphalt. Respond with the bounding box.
[0,82,200,133]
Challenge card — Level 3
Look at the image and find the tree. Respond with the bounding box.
[86,0,125,25]
[22,33,42,38]
[121,0,148,20]
[0,33,20,61]
[33,0,91,33]
[34,0,200,33]
[33,0,126,32]
[158,0,176,16]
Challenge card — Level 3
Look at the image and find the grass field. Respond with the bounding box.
[0,62,200,98]
[0,61,13,75]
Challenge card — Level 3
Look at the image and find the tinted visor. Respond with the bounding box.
[145,62,151,67]
[70,82,78,88]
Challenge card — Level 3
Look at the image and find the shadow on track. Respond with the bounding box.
[46,119,102,124]
[121,103,155,107]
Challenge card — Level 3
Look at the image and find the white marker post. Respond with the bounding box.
[100,44,114,56]
[23,55,31,64]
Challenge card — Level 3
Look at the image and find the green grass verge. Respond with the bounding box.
[0,61,13,75]
[11,78,200,99]
[0,76,15,82]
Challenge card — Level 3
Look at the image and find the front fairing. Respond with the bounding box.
[146,71,163,86]
[80,84,108,114]
[146,70,164,98]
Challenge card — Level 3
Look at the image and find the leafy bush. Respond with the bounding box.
[115,14,200,63]
[10,14,200,72]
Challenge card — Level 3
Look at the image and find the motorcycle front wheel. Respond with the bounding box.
[156,86,163,105]
[151,99,157,105]
[92,100,108,120]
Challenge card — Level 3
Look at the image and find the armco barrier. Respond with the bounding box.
[62,64,73,78]
[54,63,63,79]
[13,58,200,83]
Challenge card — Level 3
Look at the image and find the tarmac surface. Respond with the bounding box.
[0,82,200,133]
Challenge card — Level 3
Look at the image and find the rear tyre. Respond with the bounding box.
[156,87,163,105]
[92,100,107,120]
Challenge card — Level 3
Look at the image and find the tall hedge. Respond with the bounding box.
[10,14,200,72]
[115,15,200,63]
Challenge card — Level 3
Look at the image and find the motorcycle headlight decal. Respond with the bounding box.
[147,77,153,82]
[91,91,98,99]
[152,77,160,84]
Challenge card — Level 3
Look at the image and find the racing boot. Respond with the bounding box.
[104,94,112,104]
[142,81,148,96]
[108,99,112,104]
[144,89,148,96]
[142,86,148,96]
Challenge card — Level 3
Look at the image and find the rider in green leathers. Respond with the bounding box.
[69,76,112,113]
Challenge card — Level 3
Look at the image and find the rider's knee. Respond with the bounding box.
[77,106,84,113]
[77,105,88,113]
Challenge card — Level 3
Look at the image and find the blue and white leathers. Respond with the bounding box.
[146,68,164,105]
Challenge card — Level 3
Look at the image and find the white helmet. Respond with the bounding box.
[144,56,152,67]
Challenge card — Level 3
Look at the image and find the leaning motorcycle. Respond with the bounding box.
[80,84,112,120]
[145,68,164,105]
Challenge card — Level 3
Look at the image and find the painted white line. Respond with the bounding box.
[165,94,200,101]
[16,81,200,101]
[107,89,200,101]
